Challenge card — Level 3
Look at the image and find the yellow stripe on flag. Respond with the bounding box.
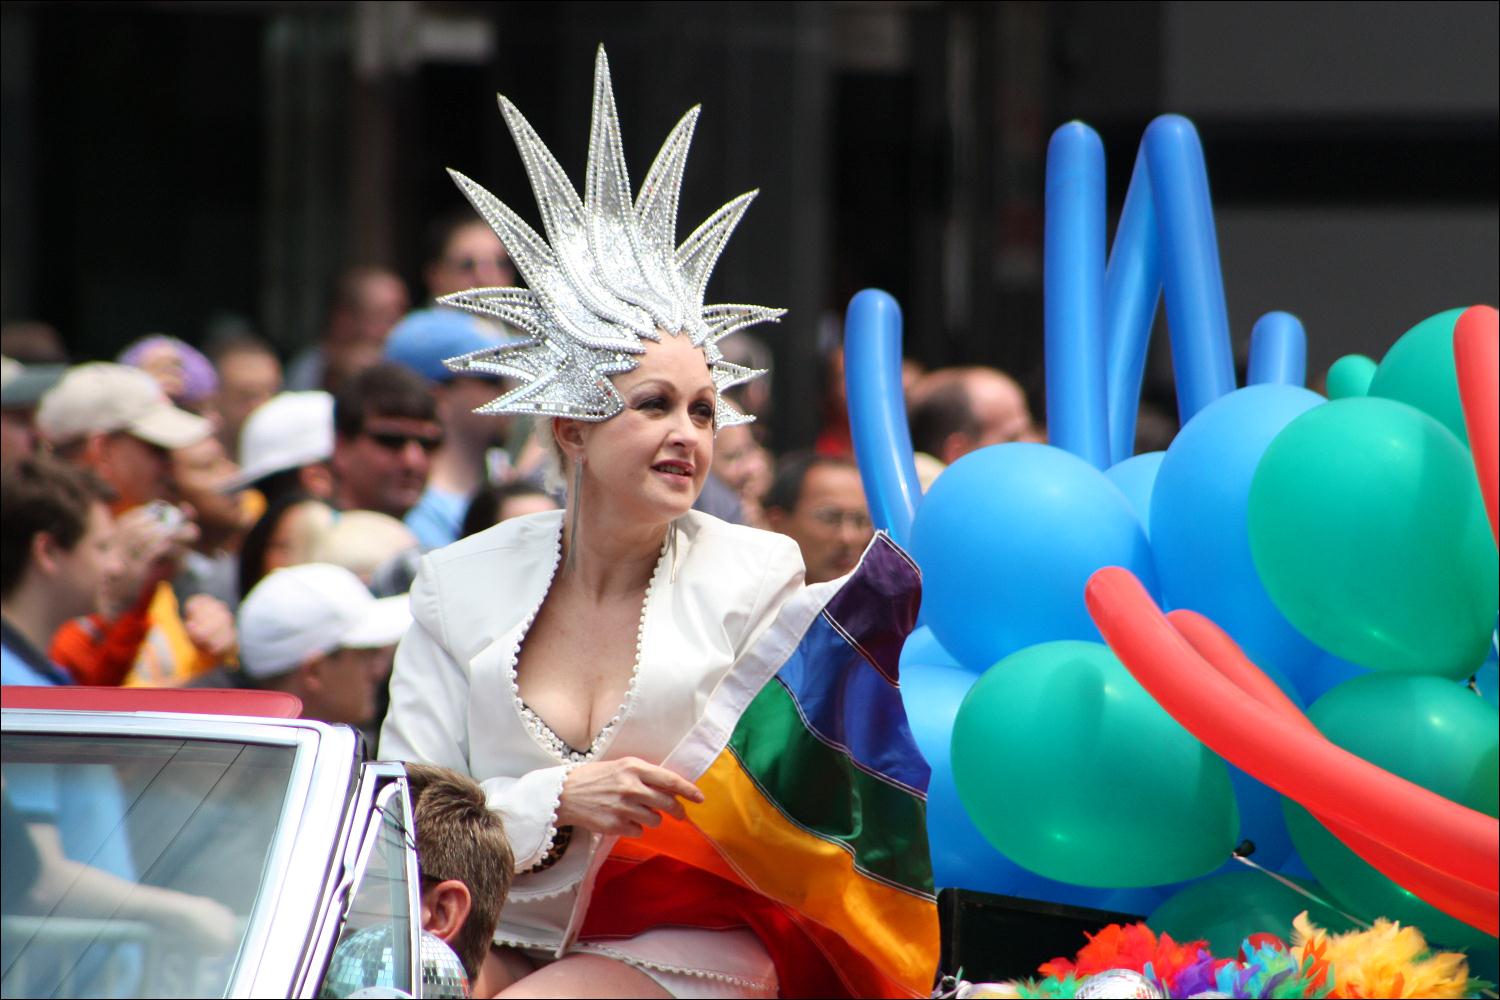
[688,749,939,995]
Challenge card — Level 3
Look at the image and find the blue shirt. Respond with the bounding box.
[404,485,471,551]
[0,616,74,686]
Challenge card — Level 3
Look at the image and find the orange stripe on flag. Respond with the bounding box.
[682,748,939,995]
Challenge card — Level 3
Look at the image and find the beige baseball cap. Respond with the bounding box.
[36,362,212,449]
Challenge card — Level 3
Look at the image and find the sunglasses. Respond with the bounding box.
[366,430,444,454]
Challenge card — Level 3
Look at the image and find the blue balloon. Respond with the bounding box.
[844,289,923,549]
[1151,384,1325,676]
[900,626,964,673]
[1215,658,1304,871]
[1044,122,1111,470]
[1143,115,1236,424]
[901,658,1166,914]
[1279,850,1316,880]
[901,660,1002,891]
[1104,146,1164,466]
[1247,311,1307,387]
[910,442,1159,670]
[1225,766,1296,870]
[1104,451,1165,538]
[1293,651,1371,705]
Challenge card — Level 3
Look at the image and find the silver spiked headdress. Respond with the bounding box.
[440,46,782,429]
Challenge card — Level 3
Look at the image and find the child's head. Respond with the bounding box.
[404,763,514,980]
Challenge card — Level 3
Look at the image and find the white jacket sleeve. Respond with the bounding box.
[379,555,571,872]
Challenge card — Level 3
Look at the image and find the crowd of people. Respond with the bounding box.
[0,209,1047,736]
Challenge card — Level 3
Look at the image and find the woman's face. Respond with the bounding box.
[571,333,716,524]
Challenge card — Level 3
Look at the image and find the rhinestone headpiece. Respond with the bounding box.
[440,47,782,429]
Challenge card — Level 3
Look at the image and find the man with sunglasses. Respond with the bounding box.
[331,362,443,521]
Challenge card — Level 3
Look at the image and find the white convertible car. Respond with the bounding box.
[1,686,465,999]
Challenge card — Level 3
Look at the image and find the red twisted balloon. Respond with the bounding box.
[1086,566,1499,936]
[1454,305,1498,544]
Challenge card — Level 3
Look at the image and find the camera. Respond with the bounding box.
[143,501,187,534]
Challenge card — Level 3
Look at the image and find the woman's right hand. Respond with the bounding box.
[555,757,704,838]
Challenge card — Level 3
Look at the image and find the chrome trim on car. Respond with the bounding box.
[1,708,361,999]
[364,762,422,996]
[292,761,420,998]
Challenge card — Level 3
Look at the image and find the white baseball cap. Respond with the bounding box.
[223,391,334,492]
[238,563,412,680]
[36,362,211,449]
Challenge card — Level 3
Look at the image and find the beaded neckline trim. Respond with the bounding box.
[507,517,672,764]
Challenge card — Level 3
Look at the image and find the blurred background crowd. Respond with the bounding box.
[1,2,1495,737]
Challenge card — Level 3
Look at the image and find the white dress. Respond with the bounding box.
[380,509,806,996]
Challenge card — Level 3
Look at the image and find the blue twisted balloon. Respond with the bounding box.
[1143,115,1236,422]
[1247,311,1308,387]
[1104,145,1164,465]
[1044,122,1111,469]
[843,288,922,549]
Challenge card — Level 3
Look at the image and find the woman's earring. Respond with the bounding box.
[668,517,680,585]
[565,455,583,573]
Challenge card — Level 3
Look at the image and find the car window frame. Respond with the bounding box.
[298,763,421,999]
[1,708,361,999]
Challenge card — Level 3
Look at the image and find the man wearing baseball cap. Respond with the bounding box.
[383,309,511,550]
[37,362,212,508]
[237,563,411,729]
[37,363,235,688]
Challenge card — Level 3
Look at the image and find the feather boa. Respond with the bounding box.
[1011,914,1489,999]
[1290,911,1481,999]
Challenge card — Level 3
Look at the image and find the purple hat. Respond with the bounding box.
[118,334,219,405]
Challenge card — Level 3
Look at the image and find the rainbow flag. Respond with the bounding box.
[578,534,938,997]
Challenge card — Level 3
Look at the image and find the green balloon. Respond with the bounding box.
[1248,397,1498,678]
[1149,871,1355,955]
[1368,307,1469,446]
[1325,354,1377,400]
[1285,673,1500,950]
[950,640,1237,888]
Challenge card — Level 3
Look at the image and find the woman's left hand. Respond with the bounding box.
[555,757,704,838]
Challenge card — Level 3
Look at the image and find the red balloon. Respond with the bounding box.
[1086,568,1499,936]
[1167,608,1500,934]
[1454,304,1499,543]
[1241,932,1287,958]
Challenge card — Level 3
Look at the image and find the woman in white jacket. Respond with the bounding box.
[380,47,805,999]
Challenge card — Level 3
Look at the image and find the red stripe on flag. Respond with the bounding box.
[581,816,922,998]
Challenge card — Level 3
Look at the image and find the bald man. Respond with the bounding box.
[909,366,1042,465]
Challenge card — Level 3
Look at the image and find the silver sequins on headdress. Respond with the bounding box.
[440,46,783,429]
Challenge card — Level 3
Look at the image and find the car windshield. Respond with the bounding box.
[2,732,296,999]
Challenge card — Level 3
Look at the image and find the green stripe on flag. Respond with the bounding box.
[727,678,934,896]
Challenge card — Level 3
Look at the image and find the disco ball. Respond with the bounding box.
[1074,968,1164,999]
[320,924,470,999]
